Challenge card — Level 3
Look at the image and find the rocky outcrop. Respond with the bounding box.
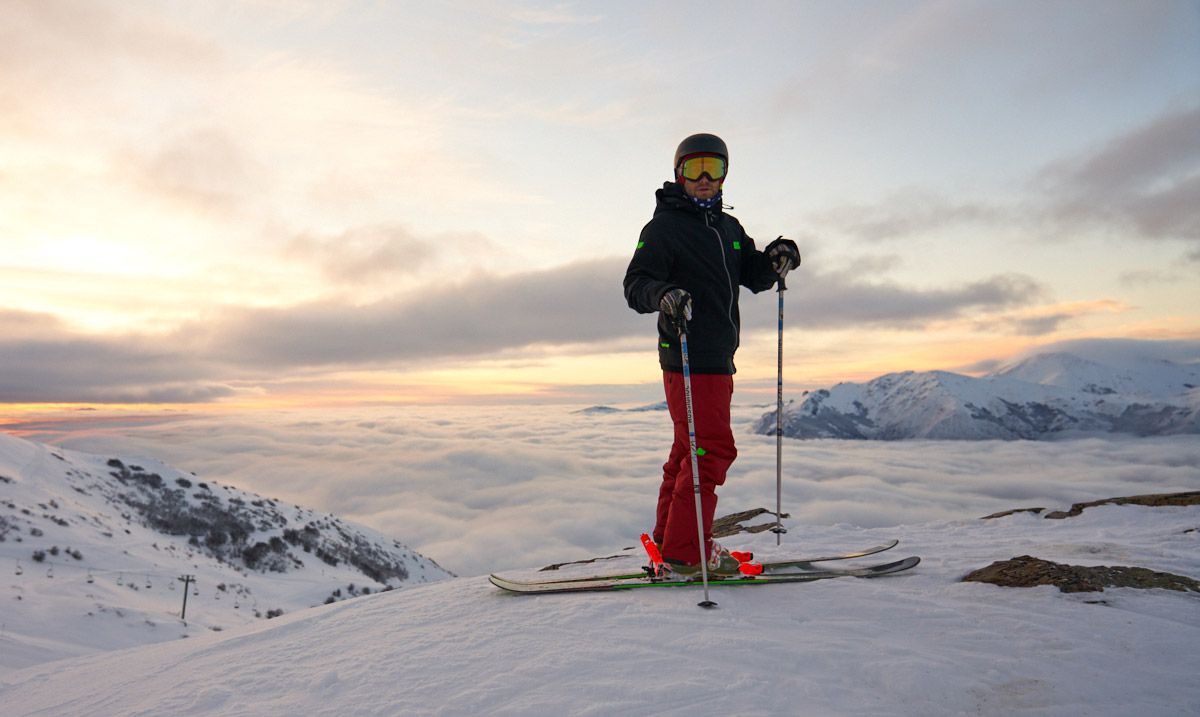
[981,491,1200,520]
[962,555,1200,593]
[1042,491,1200,519]
[970,492,1200,594]
[712,508,787,538]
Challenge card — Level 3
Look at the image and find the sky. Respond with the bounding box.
[1,0,1199,410]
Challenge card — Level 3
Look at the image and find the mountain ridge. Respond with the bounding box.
[757,345,1199,440]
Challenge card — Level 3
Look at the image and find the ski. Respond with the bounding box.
[489,555,919,595]
[495,538,901,587]
[758,538,901,573]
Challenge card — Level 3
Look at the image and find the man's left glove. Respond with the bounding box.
[765,236,801,278]
[658,288,693,323]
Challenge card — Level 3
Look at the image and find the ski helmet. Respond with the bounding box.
[674,133,728,172]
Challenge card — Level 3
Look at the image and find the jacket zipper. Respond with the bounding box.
[704,212,739,350]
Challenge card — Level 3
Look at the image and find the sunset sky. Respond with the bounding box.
[2,1,1198,409]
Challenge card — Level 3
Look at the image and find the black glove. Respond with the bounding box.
[765,236,801,277]
[658,288,693,323]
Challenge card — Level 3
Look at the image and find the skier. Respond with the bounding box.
[623,133,800,576]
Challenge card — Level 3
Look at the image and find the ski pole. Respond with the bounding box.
[677,316,717,609]
[773,275,788,545]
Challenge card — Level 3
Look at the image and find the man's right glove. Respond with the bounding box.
[765,236,801,278]
[659,288,693,323]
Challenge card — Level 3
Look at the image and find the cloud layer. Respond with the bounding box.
[11,402,1199,577]
[819,105,1200,247]
[1,256,1053,402]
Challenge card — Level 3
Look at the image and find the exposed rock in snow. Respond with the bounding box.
[1041,491,1200,519]
[962,555,1200,593]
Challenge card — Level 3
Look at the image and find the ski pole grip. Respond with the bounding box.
[671,313,689,336]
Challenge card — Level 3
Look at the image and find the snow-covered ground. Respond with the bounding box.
[0,433,451,676]
[2,502,1198,716]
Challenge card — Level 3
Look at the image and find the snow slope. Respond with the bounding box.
[759,345,1200,440]
[1,503,1198,716]
[0,433,451,675]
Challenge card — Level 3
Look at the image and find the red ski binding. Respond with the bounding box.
[738,561,764,576]
[640,533,668,577]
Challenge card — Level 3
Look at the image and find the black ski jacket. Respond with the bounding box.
[624,182,780,374]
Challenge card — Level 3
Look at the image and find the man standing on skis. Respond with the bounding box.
[623,133,800,577]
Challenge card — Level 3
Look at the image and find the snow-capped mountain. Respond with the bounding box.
[757,346,1199,440]
[0,433,452,674]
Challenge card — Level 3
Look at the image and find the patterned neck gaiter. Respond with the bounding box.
[688,190,723,210]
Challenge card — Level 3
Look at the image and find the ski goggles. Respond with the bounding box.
[677,154,727,182]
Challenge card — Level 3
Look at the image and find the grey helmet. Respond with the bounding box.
[674,133,728,173]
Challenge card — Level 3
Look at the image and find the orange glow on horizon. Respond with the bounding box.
[3,323,1197,419]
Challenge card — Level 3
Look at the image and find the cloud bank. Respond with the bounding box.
[10,402,1199,577]
[1,257,1052,403]
[819,105,1200,248]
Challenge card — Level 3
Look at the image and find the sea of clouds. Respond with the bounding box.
[10,401,1200,578]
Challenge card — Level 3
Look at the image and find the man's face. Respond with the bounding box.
[682,175,721,200]
[677,154,725,200]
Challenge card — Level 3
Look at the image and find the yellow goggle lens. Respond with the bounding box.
[678,155,727,181]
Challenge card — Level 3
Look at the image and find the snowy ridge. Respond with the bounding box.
[994,350,1198,400]
[575,401,668,415]
[759,344,1200,440]
[0,433,451,674]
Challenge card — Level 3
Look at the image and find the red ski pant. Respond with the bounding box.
[653,371,737,565]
